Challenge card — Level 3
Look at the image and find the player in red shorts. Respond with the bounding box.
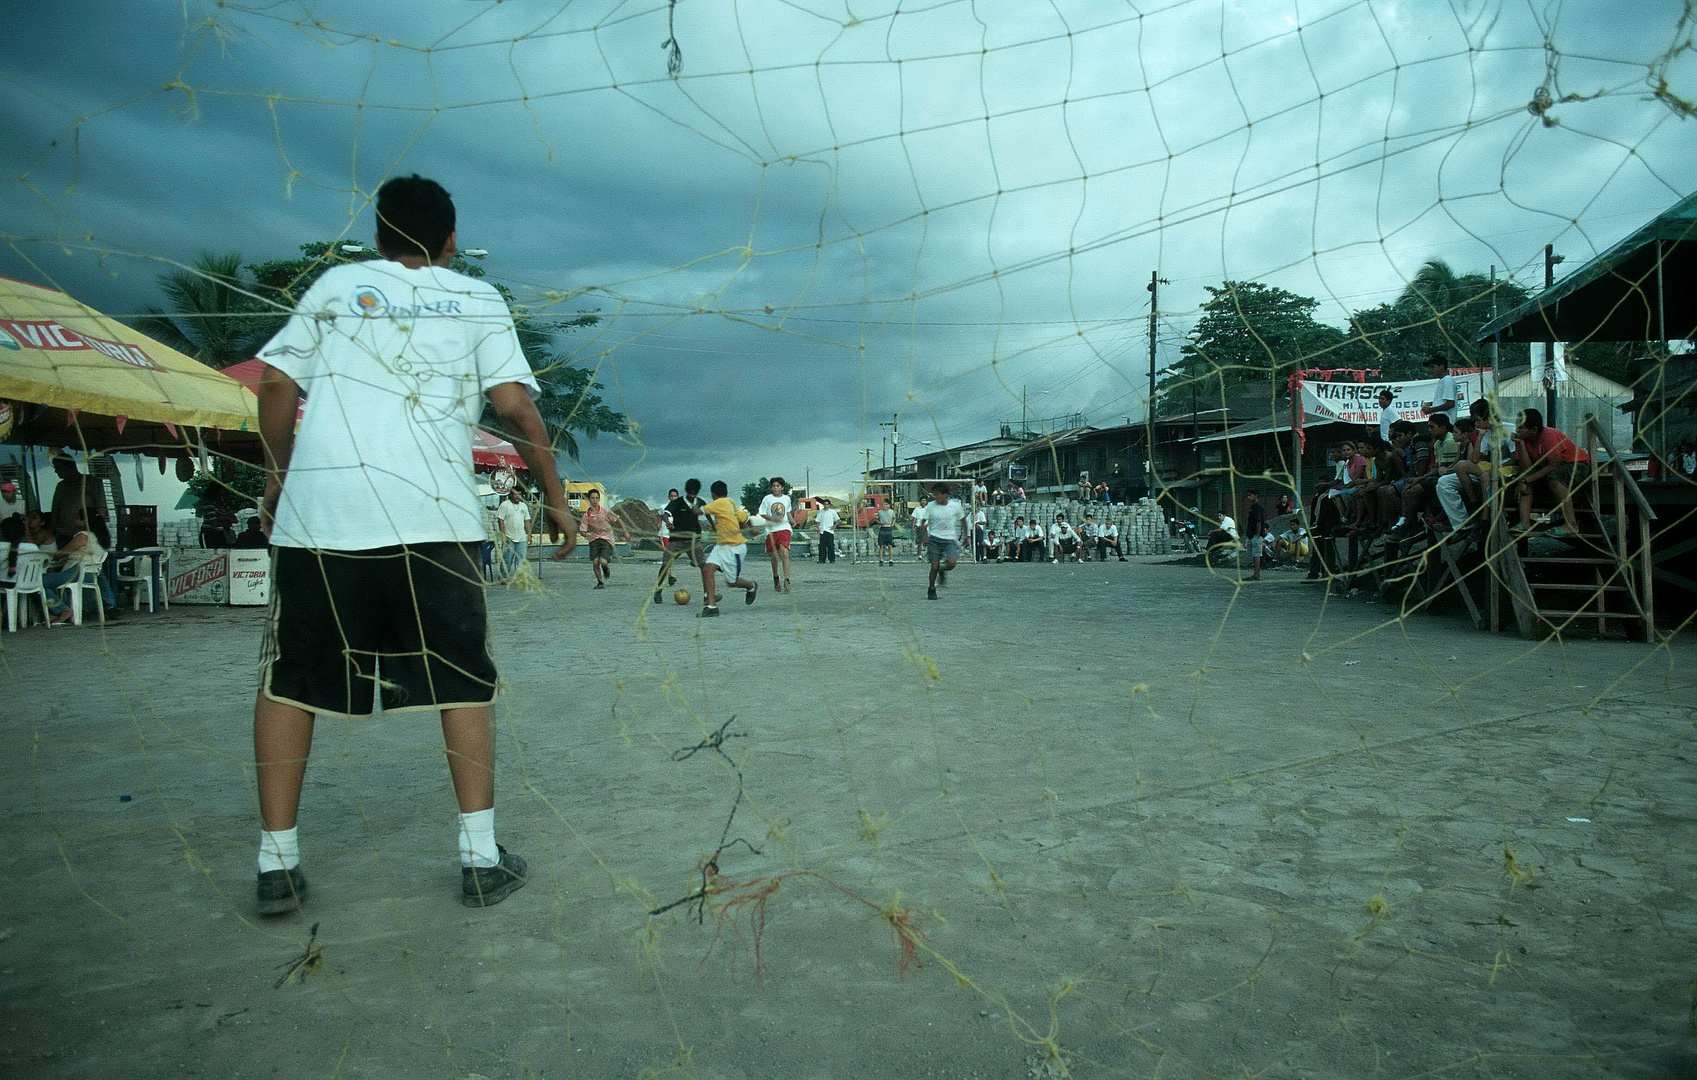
[757,476,793,592]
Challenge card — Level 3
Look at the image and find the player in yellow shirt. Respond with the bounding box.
[696,480,759,617]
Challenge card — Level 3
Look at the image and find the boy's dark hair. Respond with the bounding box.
[1246,490,1259,498]
[1428,414,1453,430]
[1390,420,1415,436]
[1470,398,1493,419]
[1427,352,1448,369]
[685,478,701,495]
[931,482,950,494]
[710,480,728,498]
[376,174,456,260]
[668,488,679,498]
[770,477,786,489]
[1378,388,1394,400]
[1517,408,1544,429]
[1455,417,1476,433]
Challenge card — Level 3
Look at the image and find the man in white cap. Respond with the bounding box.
[0,481,22,521]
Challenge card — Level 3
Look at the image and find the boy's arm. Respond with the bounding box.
[486,382,579,558]
[257,364,302,537]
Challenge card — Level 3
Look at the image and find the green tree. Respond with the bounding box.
[187,459,267,516]
[741,478,771,516]
[133,252,279,369]
[1158,281,1347,410]
[209,241,626,458]
[1345,259,1533,377]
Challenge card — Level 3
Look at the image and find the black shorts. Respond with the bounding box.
[260,542,497,718]
[589,538,615,562]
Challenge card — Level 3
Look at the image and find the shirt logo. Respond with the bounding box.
[350,286,389,317]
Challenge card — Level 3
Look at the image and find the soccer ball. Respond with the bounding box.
[673,589,690,605]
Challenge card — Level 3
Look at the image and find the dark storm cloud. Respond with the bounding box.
[3,0,1693,499]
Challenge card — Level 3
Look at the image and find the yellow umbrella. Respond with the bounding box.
[0,275,259,446]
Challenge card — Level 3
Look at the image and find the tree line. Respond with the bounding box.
[134,245,628,459]
[1156,258,1644,412]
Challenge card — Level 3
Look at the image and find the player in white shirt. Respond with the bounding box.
[914,482,967,600]
[1048,514,1081,563]
[1100,519,1125,561]
[492,488,531,580]
[756,477,794,592]
[251,175,578,916]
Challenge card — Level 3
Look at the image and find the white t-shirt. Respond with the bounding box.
[757,493,792,535]
[1219,514,1238,540]
[815,507,839,534]
[1430,374,1458,421]
[493,499,529,542]
[1379,404,1397,441]
[916,499,967,543]
[0,495,22,520]
[1104,523,1118,539]
[258,261,537,550]
[972,508,987,527]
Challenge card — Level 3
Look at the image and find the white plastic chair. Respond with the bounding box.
[115,551,163,612]
[6,552,49,631]
[57,555,108,626]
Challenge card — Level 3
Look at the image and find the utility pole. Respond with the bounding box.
[1544,244,1564,426]
[1146,270,1169,497]
[879,414,899,474]
[1488,265,1499,384]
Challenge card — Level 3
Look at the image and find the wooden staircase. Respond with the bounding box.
[1488,417,1657,642]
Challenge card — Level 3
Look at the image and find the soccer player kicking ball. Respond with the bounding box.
[915,481,967,600]
[696,480,758,617]
[251,175,578,916]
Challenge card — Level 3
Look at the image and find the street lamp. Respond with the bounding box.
[339,243,365,254]
[461,248,489,259]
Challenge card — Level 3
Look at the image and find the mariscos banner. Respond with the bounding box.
[1297,370,1494,427]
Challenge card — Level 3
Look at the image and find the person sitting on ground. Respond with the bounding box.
[42,508,117,622]
[1277,517,1308,564]
[1508,407,1590,537]
[1207,509,1238,552]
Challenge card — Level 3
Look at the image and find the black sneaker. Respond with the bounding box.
[593,581,605,590]
[462,846,527,908]
[938,569,947,586]
[746,582,758,605]
[927,587,938,600]
[698,605,720,618]
[257,866,308,916]
[652,589,663,605]
[668,576,677,586]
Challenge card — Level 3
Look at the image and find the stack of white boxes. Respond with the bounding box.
[986,497,1171,555]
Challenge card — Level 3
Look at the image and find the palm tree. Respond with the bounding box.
[134,253,281,369]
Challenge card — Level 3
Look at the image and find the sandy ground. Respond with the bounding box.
[1,550,1692,1079]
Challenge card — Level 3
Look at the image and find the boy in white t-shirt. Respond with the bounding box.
[251,175,579,916]
[914,482,966,600]
[814,498,839,563]
[757,477,793,592]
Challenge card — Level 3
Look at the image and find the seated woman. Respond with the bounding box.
[2,515,41,589]
[43,508,118,623]
[22,510,56,551]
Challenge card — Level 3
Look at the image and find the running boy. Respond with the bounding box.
[653,479,705,603]
[697,481,758,616]
[914,481,966,600]
[252,174,578,914]
[758,477,794,592]
[578,488,631,589]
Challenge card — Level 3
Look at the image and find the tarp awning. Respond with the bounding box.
[1476,191,1697,343]
[0,276,259,431]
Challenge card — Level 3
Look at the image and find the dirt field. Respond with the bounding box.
[2,552,1692,1079]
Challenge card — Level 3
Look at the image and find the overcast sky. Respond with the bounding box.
[3,0,1693,502]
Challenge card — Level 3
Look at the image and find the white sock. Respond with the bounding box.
[258,827,300,874]
[458,808,498,868]
[1393,516,1406,528]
